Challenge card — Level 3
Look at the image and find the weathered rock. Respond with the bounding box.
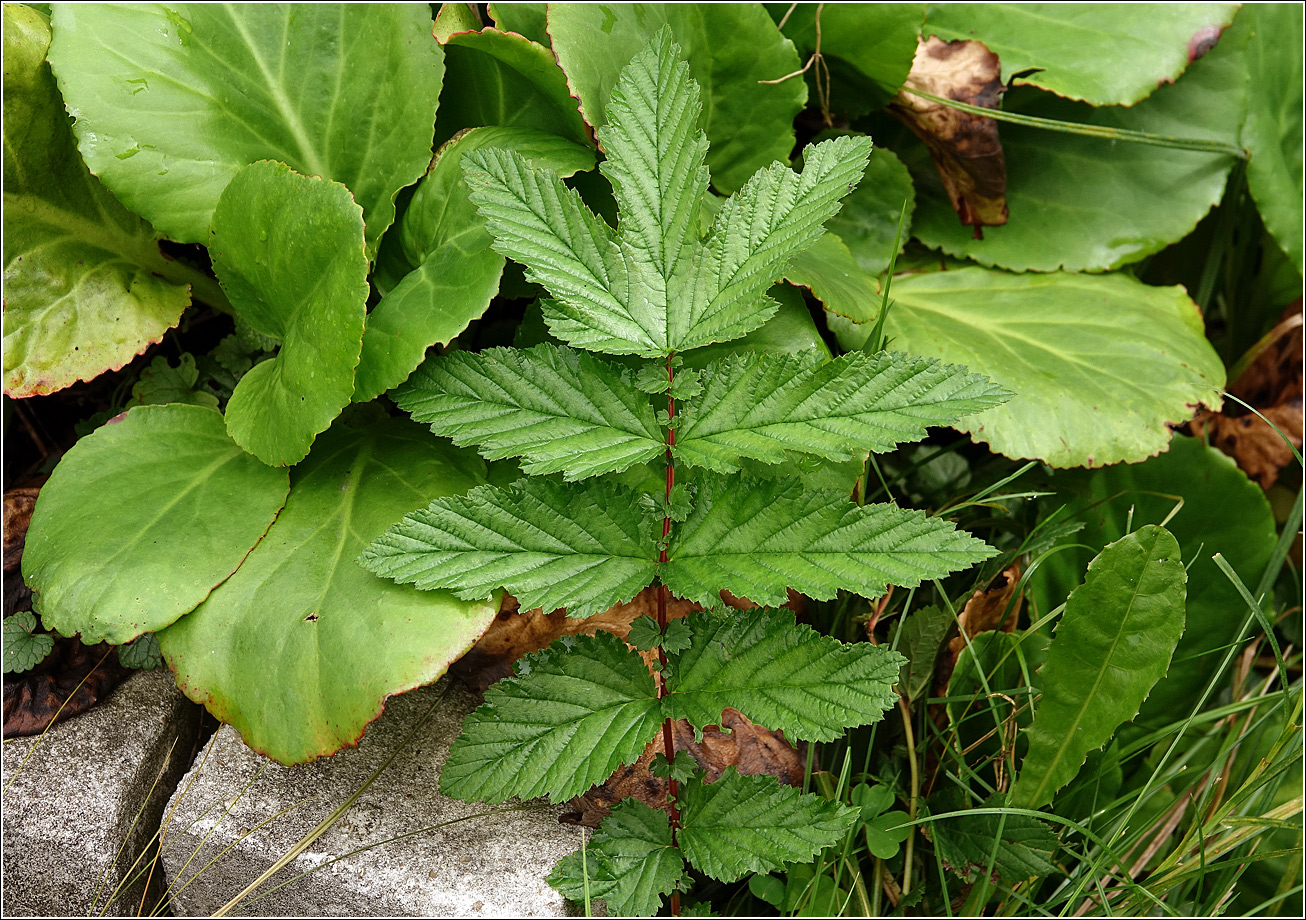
[159,678,584,917]
[1,668,204,917]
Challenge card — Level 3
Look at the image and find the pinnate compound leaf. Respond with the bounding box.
[550,4,806,194]
[548,799,683,917]
[678,769,859,882]
[47,3,443,251]
[1241,3,1304,275]
[665,609,905,742]
[211,161,368,467]
[360,478,658,619]
[395,344,663,480]
[3,612,54,674]
[924,3,1239,106]
[157,418,496,764]
[3,3,189,398]
[354,127,594,402]
[680,135,874,352]
[844,268,1226,468]
[23,405,289,646]
[664,476,996,609]
[675,351,1010,472]
[929,794,1060,883]
[441,632,661,803]
[1011,525,1186,809]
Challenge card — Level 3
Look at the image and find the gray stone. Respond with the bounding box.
[2,668,205,917]
[159,678,585,917]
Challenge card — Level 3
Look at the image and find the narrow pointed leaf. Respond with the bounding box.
[212,161,368,466]
[24,405,289,646]
[680,135,874,350]
[676,351,1009,472]
[598,27,708,301]
[665,609,905,742]
[361,478,658,618]
[463,146,662,355]
[548,799,683,917]
[679,769,859,882]
[664,476,995,608]
[440,632,661,803]
[395,344,663,480]
[1012,525,1187,809]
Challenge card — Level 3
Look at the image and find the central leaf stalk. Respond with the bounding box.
[658,352,682,915]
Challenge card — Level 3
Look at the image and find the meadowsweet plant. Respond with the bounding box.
[360,30,1009,914]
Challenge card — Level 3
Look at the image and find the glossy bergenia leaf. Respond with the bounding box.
[440,631,661,803]
[463,30,872,356]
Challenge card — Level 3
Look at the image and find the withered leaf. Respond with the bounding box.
[892,36,1008,230]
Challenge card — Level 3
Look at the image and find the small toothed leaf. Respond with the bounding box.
[676,351,1010,472]
[361,478,658,618]
[440,632,661,803]
[664,476,996,608]
[626,614,664,652]
[678,769,859,882]
[665,609,904,742]
[548,799,683,917]
[394,344,663,481]
[3,612,54,674]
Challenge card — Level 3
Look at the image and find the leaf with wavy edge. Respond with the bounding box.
[395,344,663,480]
[360,477,658,618]
[664,475,996,608]
[679,768,859,882]
[1011,525,1186,809]
[665,609,905,742]
[675,350,1009,472]
[440,631,661,803]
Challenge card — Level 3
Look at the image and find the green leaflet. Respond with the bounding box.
[928,792,1061,884]
[158,417,495,765]
[439,632,661,803]
[548,799,683,917]
[665,609,905,742]
[47,3,443,253]
[360,477,659,619]
[23,405,289,646]
[678,769,860,883]
[2,3,190,398]
[664,475,997,608]
[675,351,1010,472]
[1011,525,1187,809]
[463,30,872,357]
[924,3,1239,105]
[354,128,594,402]
[211,161,369,467]
[395,344,663,480]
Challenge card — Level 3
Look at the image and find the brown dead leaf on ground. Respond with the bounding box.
[1187,302,1303,489]
[933,563,1024,696]
[3,486,41,573]
[560,707,804,828]
[892,35,1008,231]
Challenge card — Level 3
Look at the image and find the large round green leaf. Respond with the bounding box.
[1029,435,1278,735]
[212,161,369,467]
[157,417,496,764]
[47,3,443,251]
[846,267,1226,467]
[924,3,1239,106]
[1241,3,1304,275]
[436,27,592,148]
[23,405,290,646]
[3,4,189,398]
[909,13,1247,273]
[549,3,806,194]
[354,127,594,402]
